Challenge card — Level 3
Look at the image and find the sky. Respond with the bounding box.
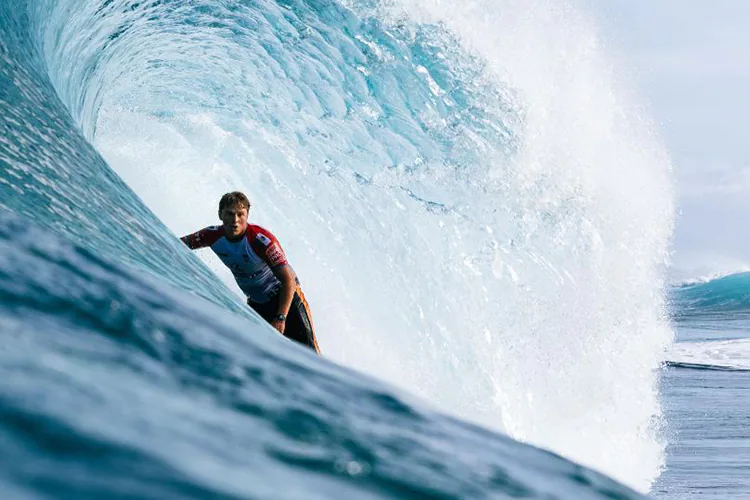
[588,1,750,280]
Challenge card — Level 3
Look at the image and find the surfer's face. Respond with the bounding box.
[220,204,249,240]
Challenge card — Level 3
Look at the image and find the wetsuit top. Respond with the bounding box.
[181,224,290,303]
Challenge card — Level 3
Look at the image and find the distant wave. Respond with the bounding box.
[666,339,750,371]
[664,361,750,372]
[670,271,750,318]
[671,267,750,287]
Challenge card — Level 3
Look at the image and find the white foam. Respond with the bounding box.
[668,339,750,370]
[668,262,750,287]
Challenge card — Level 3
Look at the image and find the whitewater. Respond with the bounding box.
[2,0,677,497]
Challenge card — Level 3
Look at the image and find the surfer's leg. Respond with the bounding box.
[247,296,276,321]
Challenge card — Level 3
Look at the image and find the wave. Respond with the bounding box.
[664,361,749,372]
[1,0,674,493]
[671,266,750,287]
[666,339,750,372]
[670,271,750,318]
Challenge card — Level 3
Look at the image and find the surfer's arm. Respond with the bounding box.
[179,234,195,248]
[249,227,294,333]
[271,265,297,331]
[180,226,223,249]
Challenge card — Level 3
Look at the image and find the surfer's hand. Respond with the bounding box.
[271,319,285,334]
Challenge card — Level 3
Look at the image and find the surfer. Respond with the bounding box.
[180,191,321,355]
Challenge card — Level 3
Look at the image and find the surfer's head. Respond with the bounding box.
[218,191,251,240]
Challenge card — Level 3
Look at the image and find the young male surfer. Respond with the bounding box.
[180,192,321,355]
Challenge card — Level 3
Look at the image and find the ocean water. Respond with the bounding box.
[656,274,750,499]
[2,0,743,498]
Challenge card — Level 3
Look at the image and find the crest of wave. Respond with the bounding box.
[341,0,675,490]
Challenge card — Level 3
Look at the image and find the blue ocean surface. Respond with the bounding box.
[2,0,746,498]
[655,275,750,499]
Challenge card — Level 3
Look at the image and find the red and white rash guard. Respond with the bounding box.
[182,224,290,303]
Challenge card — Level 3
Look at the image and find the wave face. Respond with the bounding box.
[672,272,750,320]
[2,0,674,493]
[0,211,650,499]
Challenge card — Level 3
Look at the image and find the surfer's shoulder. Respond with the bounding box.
[246,224,279,245]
